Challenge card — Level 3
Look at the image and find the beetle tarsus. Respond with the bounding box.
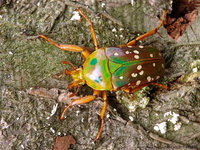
[126,9,167,46]
[95,91,107,140]
[60,94,98,120]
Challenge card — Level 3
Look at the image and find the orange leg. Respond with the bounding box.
[37,34,91,59]
[60,90,100,120]
[149,82,168,90]
[95,91,107,141]
[69,85,81,97]
[123,82,168,93]
[126,9,167,46]
[77,8,99,49]
[123,84,149,93]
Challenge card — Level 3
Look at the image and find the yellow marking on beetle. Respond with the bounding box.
[136,80,141,85]
[156,76,160,79]
[147,76,151,82]
[139,70,144,75]
[125,51,130,54]
[131,73,138,77]
[137,65,142,70]
[133,50,139,54]
[134,55,139,59]
[150,54,154,58]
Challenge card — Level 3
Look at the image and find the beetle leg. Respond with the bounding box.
[148,82,168,90]
[37,34,91,59]
[68,82,80,90]
[123,82,168,93]
[77,8,99,49]
[95,91,107,141]
[69,85,81,97]
[126,9,167,46]
[60,90,100,120]
[123,84,149,93]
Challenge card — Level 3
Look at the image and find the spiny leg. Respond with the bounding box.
[69,85,81,97]
[37,34,91,59]
[126,9,167,46]
[123,82,168,93]
[123,84,149,93]
[95,91,107,141]
[67,82,82,97]
[60,90,100,120]
[149,82,168,90]
[77,8,99,49]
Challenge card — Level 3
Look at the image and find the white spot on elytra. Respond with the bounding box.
[133,50,139,54]
[136,80,141,85]
[125,51,129,54]
[137,65,142,70]
[156,76,160,79]
[139,45,144,48]
[153,63,156,67]
[119,76,123,80]
[139,70,144,75]
[128,45,133,48]
[131,73,137,77]
[147,76,151,82]
[114,52,119,56]
[134,55,139,59]
[159,53,162,56]
[150,54,154,58]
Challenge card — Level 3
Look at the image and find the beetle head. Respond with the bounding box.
[62,61,85,89]
[70,68,85,86]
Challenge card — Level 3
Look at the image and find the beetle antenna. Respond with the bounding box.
[62,61,77,69]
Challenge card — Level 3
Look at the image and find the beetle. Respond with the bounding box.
[37,8,167,140]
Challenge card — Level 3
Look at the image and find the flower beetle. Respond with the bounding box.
[37,8,167,140]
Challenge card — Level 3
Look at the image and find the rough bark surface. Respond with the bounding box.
[1,0,200,149]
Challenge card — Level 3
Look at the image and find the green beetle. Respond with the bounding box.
[37,8,167,140]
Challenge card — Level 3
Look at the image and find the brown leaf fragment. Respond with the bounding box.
[54,136,76,150]
[27,88,59,99]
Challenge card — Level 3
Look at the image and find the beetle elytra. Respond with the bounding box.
[37,8,167,140]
